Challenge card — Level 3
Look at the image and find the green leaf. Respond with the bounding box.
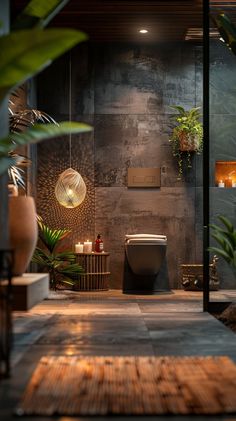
[213,13,236,55]
[55,251,77,262]
[169,105,186,115]
[208,246,232,263]
[8,121,92,148]
[211,233,234,257]
[0,122,92,176]
[32,247,51,266]
[0,28,87,102]
[218,215,234,232]
[38,218,70,253]
[12,0,70,30]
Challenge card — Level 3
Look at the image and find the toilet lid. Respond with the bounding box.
[125,234,167,245]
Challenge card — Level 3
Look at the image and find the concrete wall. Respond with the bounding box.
[37,42,203,289]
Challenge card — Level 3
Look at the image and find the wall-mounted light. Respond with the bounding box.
[139,29,148,34]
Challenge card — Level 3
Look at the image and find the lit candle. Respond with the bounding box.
[83,240,92,253]
[218,180,225,188]
[75,243,83,253]
[233,182,236,188]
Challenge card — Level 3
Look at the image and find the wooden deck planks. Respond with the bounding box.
[16,356,236,416]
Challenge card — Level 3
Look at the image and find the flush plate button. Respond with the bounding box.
[127,168,161,188]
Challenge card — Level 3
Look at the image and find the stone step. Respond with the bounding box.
[10,273,49,311]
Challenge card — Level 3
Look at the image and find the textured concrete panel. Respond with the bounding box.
[210,41,236,115]
[95,114,196,187]
[38,45,94,116]
[162,43,196,112]
[94,44,197,115]
[95,187,196,289]
[94,44,165,115]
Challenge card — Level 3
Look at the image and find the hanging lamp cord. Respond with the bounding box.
[69,52,72,168]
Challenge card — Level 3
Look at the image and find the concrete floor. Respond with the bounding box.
[1,289,236,421]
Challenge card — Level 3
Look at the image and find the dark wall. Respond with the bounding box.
[37,42,203,289]
[209,41,236,289]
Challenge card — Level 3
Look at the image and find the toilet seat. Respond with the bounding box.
[125,234,167,246]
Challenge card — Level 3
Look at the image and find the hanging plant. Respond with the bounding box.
[169,105,203,179]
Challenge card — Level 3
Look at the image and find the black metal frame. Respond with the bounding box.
[203,0,210,312]
[0,249,13,378]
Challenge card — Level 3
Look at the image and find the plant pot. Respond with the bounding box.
[179,131,199,152]
[9,196,38,276]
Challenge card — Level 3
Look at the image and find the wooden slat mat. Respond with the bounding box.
[16,356,236,416]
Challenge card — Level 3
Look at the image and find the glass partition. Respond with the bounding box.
[209,2,236,306]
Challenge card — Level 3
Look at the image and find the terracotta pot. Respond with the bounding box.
[179,131,199,152]
[9,196,38,276]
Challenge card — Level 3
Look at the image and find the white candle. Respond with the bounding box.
[233,182,236,188]
[83,240,92,253]
[218,180,225,188]
[75,243,83,253]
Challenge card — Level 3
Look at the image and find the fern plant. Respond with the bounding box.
[32,217,84,290]
[209,215,236,268]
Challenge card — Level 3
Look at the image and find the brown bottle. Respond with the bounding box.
[95,234,104,253]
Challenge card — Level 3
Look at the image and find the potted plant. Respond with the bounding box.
[32,217,84,290]
[169,105,203,179]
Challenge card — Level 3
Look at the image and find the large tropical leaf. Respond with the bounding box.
[12,0,70,30]
[213,13,236,55]
[5,121,92,149]
[0,121,92,176]
[0,28,87,102]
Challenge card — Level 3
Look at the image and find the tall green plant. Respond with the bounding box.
[32,217,84,290]
[209,215,236,268]
[0,0,92,177]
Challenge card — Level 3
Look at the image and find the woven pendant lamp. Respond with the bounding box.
[55,54,86,209]
[55,167,86,208]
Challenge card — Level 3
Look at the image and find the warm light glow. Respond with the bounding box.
[55,167,86,208]
[139,29,148,34]
[215,161,236,188]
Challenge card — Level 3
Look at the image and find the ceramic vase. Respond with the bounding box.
[9,196,38,276]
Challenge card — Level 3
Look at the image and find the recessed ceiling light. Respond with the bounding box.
[139,29,148,34]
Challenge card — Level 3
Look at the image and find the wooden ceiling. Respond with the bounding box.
[10,1,236,42]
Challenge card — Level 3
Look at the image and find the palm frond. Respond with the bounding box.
[38,218,70,253]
